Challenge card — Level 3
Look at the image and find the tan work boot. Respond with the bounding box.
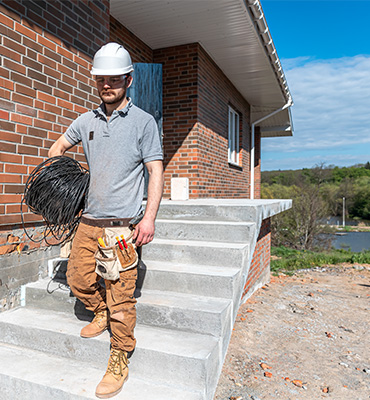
[80,309,108,338]
[95,348,129,399]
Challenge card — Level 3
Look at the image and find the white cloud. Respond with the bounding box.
[262,55,370,169]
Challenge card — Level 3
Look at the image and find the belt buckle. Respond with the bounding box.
[110,220,122,227]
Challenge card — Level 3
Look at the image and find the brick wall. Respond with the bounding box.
[196,46,251,198]
[154,43,253,198]
[0,0,110,310]
[153,43,199,197]
[242,218,271,299]
[0,0,109,232]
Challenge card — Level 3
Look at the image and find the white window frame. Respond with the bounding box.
[228,106,240,166]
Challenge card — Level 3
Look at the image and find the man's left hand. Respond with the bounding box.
[133,218,155,247]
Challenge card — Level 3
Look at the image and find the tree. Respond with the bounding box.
[263,182,332,250]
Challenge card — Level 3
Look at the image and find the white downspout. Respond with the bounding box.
[250,99,293,199]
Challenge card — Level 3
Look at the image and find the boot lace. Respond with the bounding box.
[106,349,129,378]
[94,310,107,328]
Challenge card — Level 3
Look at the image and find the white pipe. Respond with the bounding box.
[250,99,293,199]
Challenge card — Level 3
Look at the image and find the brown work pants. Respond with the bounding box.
[67,221,137,352]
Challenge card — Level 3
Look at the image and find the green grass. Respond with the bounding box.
[271,246,370,275]
[336,225,370,232]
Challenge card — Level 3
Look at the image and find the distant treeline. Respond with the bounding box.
[262,163,370,220]
[261,163,370,250]
[262,162,370,186]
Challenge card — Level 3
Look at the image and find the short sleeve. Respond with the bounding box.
[64,116,83,146]
[140,117,163,163]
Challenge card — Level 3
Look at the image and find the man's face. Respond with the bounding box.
[95,75,132,105]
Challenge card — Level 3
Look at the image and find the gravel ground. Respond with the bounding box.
[214,264,370,400]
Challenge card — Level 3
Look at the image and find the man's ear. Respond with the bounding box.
[126,75,133,88]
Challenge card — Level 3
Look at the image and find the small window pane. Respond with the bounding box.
[228,106,240,165]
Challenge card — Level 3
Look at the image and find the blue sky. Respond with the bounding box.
[260,0,370,171]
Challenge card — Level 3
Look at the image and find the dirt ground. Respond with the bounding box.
[214,264,370,400]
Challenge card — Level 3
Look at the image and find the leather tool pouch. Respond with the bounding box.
[94,227,138,281]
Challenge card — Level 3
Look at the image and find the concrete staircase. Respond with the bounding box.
[0,199,289,399]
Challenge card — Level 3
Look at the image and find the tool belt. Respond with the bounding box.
[94,227,138,281]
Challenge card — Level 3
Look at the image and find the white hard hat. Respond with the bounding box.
[91,43,134,76]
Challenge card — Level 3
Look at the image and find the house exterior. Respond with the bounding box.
[0,0,293,310]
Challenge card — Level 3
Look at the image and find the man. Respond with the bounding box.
[48,42,164,398]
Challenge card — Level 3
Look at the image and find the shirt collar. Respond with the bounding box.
[95,98,133,118]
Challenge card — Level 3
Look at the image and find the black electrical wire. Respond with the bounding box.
[21,156,90,246]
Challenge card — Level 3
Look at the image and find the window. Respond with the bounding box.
[228,106,240,165]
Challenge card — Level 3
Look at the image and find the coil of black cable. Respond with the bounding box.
[21,156,89,245]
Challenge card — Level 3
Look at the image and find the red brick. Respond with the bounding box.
[11,113,33,126]
[23,155,44,166]
[73,104,87,114]
[3,37,26,56]
[15,104,37,118]
[6,204,24,214]
[0,89,10,101]
[38,148,49,158]
[12,93,34,107]
[37,53,57,69]
[4,58,26,74]
[15,21,36,40]
[0,141,16,153]
[53,88,70,101]
[0,173,22,183]
[38,110,57,122]
[0,12,14,28]
[4,184,24,194]
[33,81,53,95]
[57,98,74,110]
[0,77,13,90]
[37,35,57,51]
[44,103,62,115]
[36,91,56,104]
[0,110,9,120]
[0,4,22,23]
[22,135,43,147]
[14,83,36,97]
[57,46,73,58]
[0,119,16,131]
[17,144,38,156]
[34,119,53,130]
[0,151,22,163]
[28,127,48,139]
[16,124,28,134]
[44,65,61,80]
[0,193,23,203]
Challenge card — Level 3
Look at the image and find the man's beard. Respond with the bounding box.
[99,90,126,105]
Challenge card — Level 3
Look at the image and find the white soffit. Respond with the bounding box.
[252,106,293,138]
[110,0,291,108]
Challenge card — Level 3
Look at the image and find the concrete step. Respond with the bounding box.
[156,199,291,222]
[0,342,203,400]
[24,278,232,337]
[142,238,249,267]
[139,260,241,299]
[47,258,242,300]
[155,219,255,243]
[137,289,231,337]
[156,200,260,221]
[0,307,220,396]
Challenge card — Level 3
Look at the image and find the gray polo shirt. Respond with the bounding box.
[64,99,163,219]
